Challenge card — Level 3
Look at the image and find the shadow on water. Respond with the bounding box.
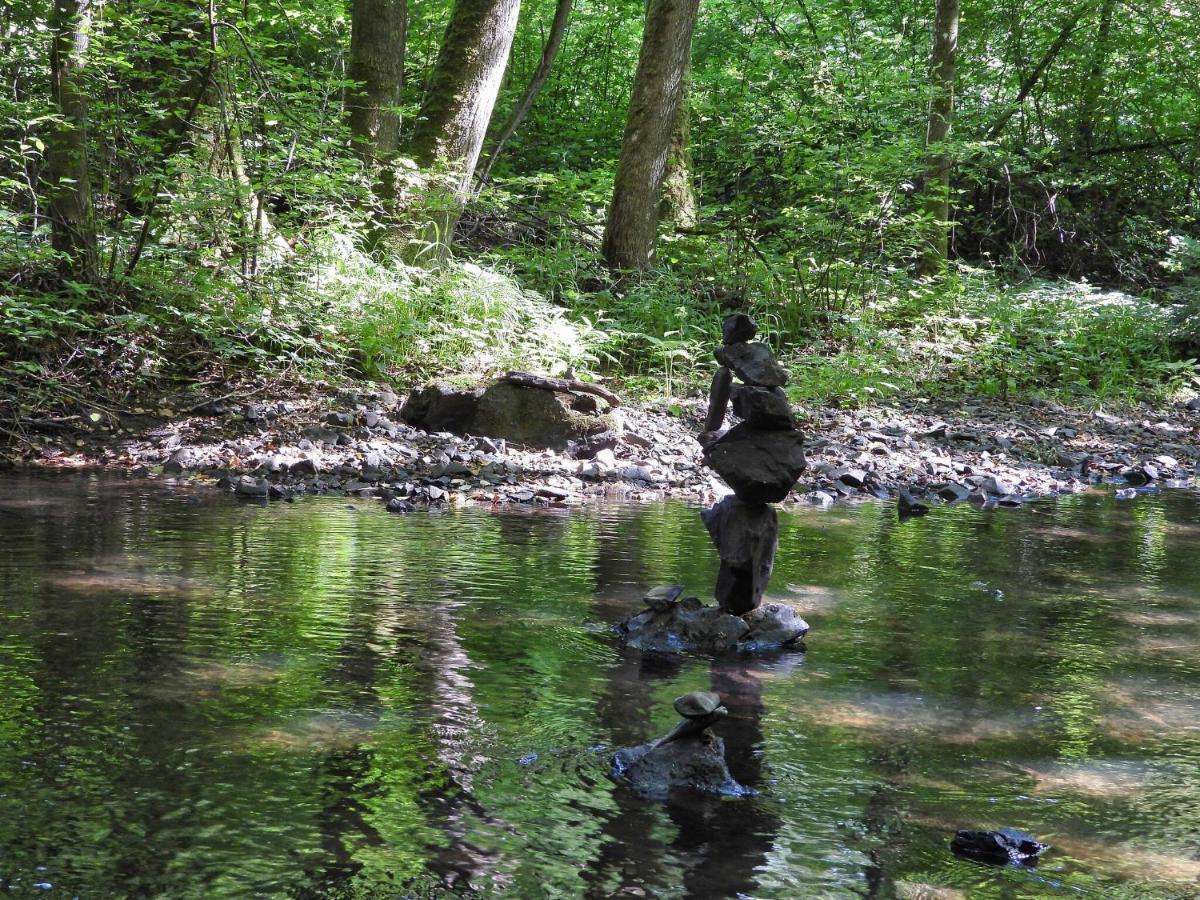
[3,472,1200,897]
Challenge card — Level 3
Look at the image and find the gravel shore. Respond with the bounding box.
[11,386,1200,511]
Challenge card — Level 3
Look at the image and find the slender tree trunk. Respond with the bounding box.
[984,1,1090,142]
[347,0,407,161]
[46,0,98,283]
[659,75,697,228]
[475,0,573,188]
[601,0,701,270]
[407,0,521,252]
[917,0,959,276]
[1077,0,1115,153]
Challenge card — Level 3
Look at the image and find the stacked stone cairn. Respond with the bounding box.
[613,690,746,799]
[616,314,809,654]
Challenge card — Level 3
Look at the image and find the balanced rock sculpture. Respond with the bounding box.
[617,314,809,652]
[613,691,745,798]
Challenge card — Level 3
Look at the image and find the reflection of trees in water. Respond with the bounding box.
[584,639,786,897]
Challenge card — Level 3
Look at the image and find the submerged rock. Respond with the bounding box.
[617,593,806,654]
[950,828,1048,866]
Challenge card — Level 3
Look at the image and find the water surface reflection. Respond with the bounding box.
[2,473,1200,897]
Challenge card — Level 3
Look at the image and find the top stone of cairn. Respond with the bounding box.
[722,314,757,345]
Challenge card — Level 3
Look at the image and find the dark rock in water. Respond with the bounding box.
[386,497,414,513]
[618,597,748,653]
[714,342,788,388]
[618,596,805,654]
[401,382,484,434]
[704,367,733,432]
[730,384,795,429]
[702,496,778,614]
[1121,464,1157,486]
[614,733,745,799]
[722,313,757,345]
[898,489,930,519]
[469,382,619,450]
[234,476,269,498]
[703,424,805,504]
[950,828,1048,866]
[938,482,972,502]
[741,602,809,648]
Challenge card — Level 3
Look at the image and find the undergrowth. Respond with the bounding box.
[2,225,1197,414]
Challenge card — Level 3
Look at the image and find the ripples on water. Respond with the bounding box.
[2,473,1200,897]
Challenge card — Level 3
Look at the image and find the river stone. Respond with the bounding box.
[701,495,778,614]
[704,367,733,432]
[714,342,788,387]
[400,382,483,434]
[730,384,795,429]
[741,602,809,649]
[722,313,757,345]
[702,423,806,504]
[950,828,1048,866]
[617,597,749,653]
[613,733,745,799]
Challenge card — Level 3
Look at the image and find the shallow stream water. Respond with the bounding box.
[2,473,1200,898]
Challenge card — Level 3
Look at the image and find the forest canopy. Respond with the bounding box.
[2,0,1198,408]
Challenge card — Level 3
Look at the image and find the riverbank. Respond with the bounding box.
[5,380,1198,511]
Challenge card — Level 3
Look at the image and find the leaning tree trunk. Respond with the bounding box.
[601,0,701,270]
[475,0,573,188]
[347,0,407,161]
[917,0,959,277]
[46,0,98,283]
[407,0,521,253]
[659,74,698,229]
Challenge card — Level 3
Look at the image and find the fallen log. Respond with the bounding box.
[500,371,622,408]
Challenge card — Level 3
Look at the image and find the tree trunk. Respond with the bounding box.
[601,0,701,270]
[1077,0,1115,153]
[659,75,698,229]
[407,0,521,252]
[46,0,98,283]
[475,0,573,188]
[347,0,407,161]
[917,0,959,277]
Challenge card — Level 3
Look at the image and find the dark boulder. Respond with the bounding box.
[702,496,778,614]
[714,342,788,387]
[950,828,1048,866]
[722,313,757,345]
[898,489,930,519]
[702,423,805,503]
[730,384,795,429]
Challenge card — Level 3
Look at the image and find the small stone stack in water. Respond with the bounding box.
[701,314,805,614]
